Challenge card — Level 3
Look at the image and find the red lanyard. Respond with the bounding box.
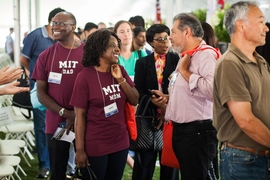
[181,46,220,59]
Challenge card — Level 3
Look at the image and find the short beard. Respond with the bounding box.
[171,46,182,54]
[171,41,185,54]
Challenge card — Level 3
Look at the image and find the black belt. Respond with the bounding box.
[173,119,212,127]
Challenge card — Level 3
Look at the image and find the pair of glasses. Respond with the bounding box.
[153,36,169,43]
[50,21,74,27]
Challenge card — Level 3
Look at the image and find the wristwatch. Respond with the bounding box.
[59,108,65,117]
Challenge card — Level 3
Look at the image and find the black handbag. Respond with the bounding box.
[72,165,97,180]
[12,68,32,119]
[129,95,163,151]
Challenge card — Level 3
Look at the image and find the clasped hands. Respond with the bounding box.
[150,90,169,129]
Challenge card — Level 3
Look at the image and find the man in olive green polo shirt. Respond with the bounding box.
[213,1,270,180]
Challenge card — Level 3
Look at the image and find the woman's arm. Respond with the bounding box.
[118,79,139,105]
[111,64,139,105]
[74,107,89,168]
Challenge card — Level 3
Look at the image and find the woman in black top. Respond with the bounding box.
[133,24,179,180]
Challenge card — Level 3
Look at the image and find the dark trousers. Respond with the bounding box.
[46,134,71,180]
[81,148,128,180]
[172,120,218,180]
[132,151,179,180]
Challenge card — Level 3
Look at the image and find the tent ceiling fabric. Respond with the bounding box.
[32,0,270,26]
[1,0,270,28]
[1,0,270,66]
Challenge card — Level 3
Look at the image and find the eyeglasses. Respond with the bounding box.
[153,36,169,43]
[50,21,74,27]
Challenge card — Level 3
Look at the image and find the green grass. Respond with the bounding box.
[18,152,39,180]
[123,163,160,180]
[17,154,160,180]
[17,156,160,180]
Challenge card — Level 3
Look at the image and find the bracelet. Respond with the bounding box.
[119,78,126,85]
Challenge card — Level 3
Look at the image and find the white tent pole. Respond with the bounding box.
[13,0,21,66]
[206,0,217,25]
[28,0,32,31]
[35,0,40,28]
[166,0,174,28]
[175,0,182,17]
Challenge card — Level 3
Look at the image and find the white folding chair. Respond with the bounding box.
[0,121,35,151]
[1,156,26,180]
[0,105,34,167]
[0,165,15,180]
[0,139,33,167]
[0,54,16,69]
[0,144,19,180]
[0,144,20,156]
[2,95,35,145]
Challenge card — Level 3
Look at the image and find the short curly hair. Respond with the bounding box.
[82,29,121,67]
[146,24,170,44]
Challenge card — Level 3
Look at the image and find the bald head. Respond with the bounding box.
[54,11,77,26]
[51,11,77,42]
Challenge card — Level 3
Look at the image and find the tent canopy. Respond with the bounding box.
[1,0,270,65]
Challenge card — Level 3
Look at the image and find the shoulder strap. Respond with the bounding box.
[20,109,32,119]
[182,46,221,59]
[196,47,221,59]
[136,95,152,117]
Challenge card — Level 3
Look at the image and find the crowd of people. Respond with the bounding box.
[2,1,270,180]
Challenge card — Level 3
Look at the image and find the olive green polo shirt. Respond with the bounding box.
[213,43,270,150]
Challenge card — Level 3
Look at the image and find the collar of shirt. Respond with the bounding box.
[41,26,49,38]
[154,51,166,61]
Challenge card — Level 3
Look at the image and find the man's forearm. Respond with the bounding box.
[242,118,270,148]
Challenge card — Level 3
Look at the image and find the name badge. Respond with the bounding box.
[104,102,118,118]
[169,71,179,85]
[48,72,62,84]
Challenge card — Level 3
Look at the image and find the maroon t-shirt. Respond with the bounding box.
[70,66,133,156]
[32,42,84,134]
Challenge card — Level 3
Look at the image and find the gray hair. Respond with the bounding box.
[173,13,204,38]
[224,1,258,36]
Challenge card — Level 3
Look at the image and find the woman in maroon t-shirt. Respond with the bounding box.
[70,29,139,180]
